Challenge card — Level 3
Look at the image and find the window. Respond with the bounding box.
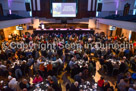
[96,11,99,17]
[133,9,136,15]
[98,0,102,3]
[134,0,136,7]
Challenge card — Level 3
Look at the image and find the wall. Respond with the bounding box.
[95,23,109,35]
[89,18,109,35]
[99,0,136,17]
[21,24,33,35]
[97,18,136,31]
[0,0,9,15]
[0,0,31,17]
[0,18,32,29]
[88,19,96,28]
[122,28,131,39]
[3,24,33,40]
[33,18,40,29]
[3,26,19,39]
[31,0,97,18]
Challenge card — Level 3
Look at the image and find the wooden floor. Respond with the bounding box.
[0,61,118,91]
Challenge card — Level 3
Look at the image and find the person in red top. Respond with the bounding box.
[32,74,43,84]
[24,35,26,38]
[98,77,104,88]
[114,36,117,40]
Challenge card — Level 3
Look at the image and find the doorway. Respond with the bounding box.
[116,28,122,37]
[123,3,130,16]
[131,32,136,41]
[0,3,3,16]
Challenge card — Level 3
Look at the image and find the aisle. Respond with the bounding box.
[94,61,117,90]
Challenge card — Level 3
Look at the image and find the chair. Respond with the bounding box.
[131,62,136,72]
[123,68,128,73]
[112,68,119,76]
[103,64,108,74]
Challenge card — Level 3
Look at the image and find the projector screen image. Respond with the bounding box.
[52,3,76,17]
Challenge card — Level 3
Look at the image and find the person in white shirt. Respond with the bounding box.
[56,58,63,65]
[8,76,18,91]
[128,84,136,91]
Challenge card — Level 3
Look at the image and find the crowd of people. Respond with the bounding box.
[0,32,136,91]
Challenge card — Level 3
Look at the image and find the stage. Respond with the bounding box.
[33,28,95,35]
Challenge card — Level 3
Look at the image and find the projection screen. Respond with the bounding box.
[52,3,76,17]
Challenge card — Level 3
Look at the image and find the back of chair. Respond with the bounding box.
[103,64,108,72]
[112,68,119,76]
[131,62,136,71]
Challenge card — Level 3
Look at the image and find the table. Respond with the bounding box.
[79,81,98,91]
[30,81,49,91]
[74,59,89,68]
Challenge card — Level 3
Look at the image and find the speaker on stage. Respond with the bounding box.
[97,3,102,12]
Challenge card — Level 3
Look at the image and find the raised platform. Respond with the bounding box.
[44,23,88,28]
[34,28,95,35]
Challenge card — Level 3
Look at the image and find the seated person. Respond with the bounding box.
[47,76,60,91]
[8,76,18,91]
[106,61,113,75]
[113,62,120,69]
[119,61,128,73]
[74,72,83,84]
[117,78,130,91]
[70,81,79,91]
[128,84,136,91]
[32,74,43,84]
[103,81,112,91]
[47,62,53,75]
[19,79,32,90]
[98,77,104,89]
[99,56,105,65]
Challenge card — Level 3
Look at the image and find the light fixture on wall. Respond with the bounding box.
[115,0,119,15]
[95,19,99,29]
[14,30,18,34]
[129,30,132,41]
[133,9,136,15]
[8,0,12,14]
[9,10,12,14]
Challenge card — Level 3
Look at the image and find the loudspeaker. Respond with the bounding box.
[25,3,31,11]
[97,3,102,12]
[61,18,67,24]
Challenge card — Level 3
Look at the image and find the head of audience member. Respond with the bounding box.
[132,84,136,90]
[22,79,28,85]
[8,76,12,81]
[79,72,82,77]
[36,74,40,78]
[124,78,129,83]
[74,81,79,87]
[47,76,52,82]
[101,77,104,80]
[23,88,27,91]
[101,56,104,59]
